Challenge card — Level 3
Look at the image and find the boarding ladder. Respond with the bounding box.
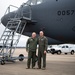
[0,3,32,63]
[0,19,26,58]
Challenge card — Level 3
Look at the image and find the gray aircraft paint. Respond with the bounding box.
[1,0,75,44]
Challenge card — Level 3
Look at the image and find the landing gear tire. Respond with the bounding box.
[65,53,67,55]
[57,51,61,55]
[19,54,24,61]
[51,52,55,54]
[71,51,74,55]
[1,60,5,65]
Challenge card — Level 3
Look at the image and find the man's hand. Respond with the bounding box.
[44,50,46,54]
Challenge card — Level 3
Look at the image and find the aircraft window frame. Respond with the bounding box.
[37,1,41,4]
[26,0,43,5]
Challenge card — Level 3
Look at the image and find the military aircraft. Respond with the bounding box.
[1,0,75,44]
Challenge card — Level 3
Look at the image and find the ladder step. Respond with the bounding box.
[2,35,19,36]
[8,22,19,25]
[8,26,17,28]
[4,30,11,32]
[21,17,31,21]
[8,20,20,23]
[1,39,15,40]
[2,35,13,36]
[10,18,22,21]
[7,22,20,27]
[0,43,16,46]
[6,43,17,46]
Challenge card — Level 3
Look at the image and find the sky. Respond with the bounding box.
[0,0,29,47]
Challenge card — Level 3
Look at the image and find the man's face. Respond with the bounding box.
[40,31,44,37]
[32,33,36,38]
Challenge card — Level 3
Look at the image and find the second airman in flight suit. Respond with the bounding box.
[38,31,48,70]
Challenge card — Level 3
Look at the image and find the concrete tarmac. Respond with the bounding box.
[0,48,75,75]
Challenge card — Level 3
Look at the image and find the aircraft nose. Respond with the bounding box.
[1,11,17,26]
[1,15,8,26]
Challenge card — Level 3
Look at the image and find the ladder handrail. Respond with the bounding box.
[4,5,19,17]
[20,3,32,20]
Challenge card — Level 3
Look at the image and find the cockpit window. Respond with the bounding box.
[26,0,43,5]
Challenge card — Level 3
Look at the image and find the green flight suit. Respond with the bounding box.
[38,36,48,68]
[26,37,37,68]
